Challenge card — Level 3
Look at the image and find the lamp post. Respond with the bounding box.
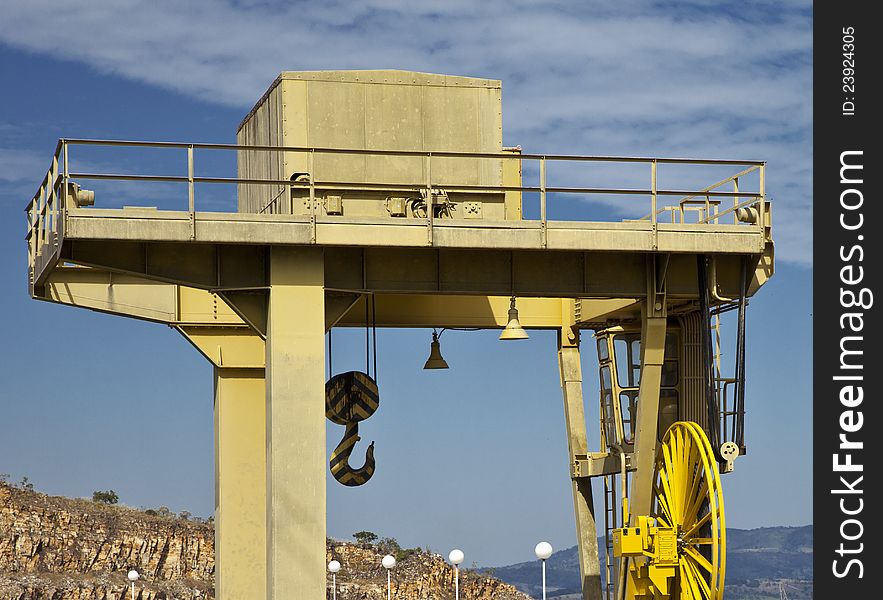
[382,554,396,600]
[535,542,553,600]
[127,569,139,600]
[328,560,341,600]
[448,548,464,600]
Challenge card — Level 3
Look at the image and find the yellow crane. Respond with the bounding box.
[24,70,773,600]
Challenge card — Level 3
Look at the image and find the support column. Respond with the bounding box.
[628,301,667,521]
[265,246,326,600]
[214,367,267,600]
[558,313,603,600]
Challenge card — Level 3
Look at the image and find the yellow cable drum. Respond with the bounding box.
[652,421,727,600]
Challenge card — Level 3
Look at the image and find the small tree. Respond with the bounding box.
[92,490,119,504]
[352,531,378,545]
[19,476,34,492]
[179,510,191,521]
[377,537,402,555]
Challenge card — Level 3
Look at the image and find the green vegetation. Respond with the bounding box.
[352,530,378,545]
[351,531,420,561]
[92,490,119,504]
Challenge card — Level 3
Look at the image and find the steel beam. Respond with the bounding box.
[60,240,764,300]
[62,209,766,254]
[38,267,244,326]
[38,265,639,343]
[179,326,265,368]
[558,312,603,600]
[628,301,668,521]
[214,367,267,600]
[265,247,326,600]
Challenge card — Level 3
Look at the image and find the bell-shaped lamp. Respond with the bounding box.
[499,296,529,340]
[423,331,450,369]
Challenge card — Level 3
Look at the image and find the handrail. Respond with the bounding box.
[25,138,768,282]
[50,137,767,166]
[61,172,761,199]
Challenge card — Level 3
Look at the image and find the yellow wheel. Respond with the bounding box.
[652,421,726,600]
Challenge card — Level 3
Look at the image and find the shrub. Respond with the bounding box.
[395,547,418,561]
[353,531,378,545]
[92,490,119,504]
[378,537,401,555]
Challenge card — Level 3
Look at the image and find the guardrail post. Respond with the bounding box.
[759,163,766,233]
[732,178,739,224]
[188,145,196,240]
[650,160,657,226]
[62,141,69,239]
[26,203,35,275]
[309,149,316,243]
[540,156,547,248]
[50,155,58,248]
[37,183,46,257]
[425,153,433,245]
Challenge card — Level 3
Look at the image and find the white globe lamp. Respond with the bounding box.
[534,541,553,600]
[127,569,139,600]
[449,548,465,600]
[382,554,396,600]
[328,560,341,600]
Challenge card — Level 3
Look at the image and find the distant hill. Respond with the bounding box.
[483,525,813,600]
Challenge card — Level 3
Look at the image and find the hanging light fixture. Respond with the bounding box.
[499,296,529,340]
[423,329,450,369]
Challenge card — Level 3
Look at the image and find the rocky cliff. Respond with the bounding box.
[0,482,213,599]
[0,482,529,600]
[324,542,528,600]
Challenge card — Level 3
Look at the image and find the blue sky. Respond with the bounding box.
[0,1,811,568]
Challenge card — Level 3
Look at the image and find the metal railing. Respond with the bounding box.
[26,138,768,278]
[635,163,765,225]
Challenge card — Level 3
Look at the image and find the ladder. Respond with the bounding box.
[603,474,617,600]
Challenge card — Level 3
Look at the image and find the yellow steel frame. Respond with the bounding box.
[22,133,771,600]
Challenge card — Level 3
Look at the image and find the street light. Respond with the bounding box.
[382,554,396,600]
[127,569,139,600]
[328,560,341,600]
[534,542,553,600]
[449,548,464,600]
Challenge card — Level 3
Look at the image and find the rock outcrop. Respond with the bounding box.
[1,483,530,599]
[0,482,213,599]
[325,542,529,600]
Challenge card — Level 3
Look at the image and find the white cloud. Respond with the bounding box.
[0,0,812,263]
[0,148,50,183]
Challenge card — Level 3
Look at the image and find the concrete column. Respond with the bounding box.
[265,246,326,600]
[214,367,267,600]
[628,302,667,521]
[558,326,603,600]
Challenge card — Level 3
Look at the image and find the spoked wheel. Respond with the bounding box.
[652,421,726,600]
